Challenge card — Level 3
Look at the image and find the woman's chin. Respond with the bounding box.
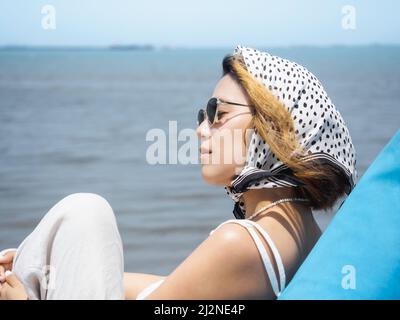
[200,166,231,186]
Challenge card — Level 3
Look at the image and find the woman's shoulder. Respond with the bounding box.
[209,217,277,241]
[207,218,279,267]
[210,220,252,248]
[209,215,310,281]
[145,217,303,299]
[144,219,270,299]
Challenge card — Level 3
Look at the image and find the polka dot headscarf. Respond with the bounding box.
[224,45,358,219]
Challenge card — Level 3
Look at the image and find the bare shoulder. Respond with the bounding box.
[144,221,277,300]
[210,221,254,244]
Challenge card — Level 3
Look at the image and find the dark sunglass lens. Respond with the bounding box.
[197,109,206,125]
[206,98,218,124]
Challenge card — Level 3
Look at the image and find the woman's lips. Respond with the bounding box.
[199,146,211,154]
[199,147,212,163]
[200,152,211,164]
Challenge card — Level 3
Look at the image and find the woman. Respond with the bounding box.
[0,45,357,300]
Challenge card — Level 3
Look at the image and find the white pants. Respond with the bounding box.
[9,193,125,300]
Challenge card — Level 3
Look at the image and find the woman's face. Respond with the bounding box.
[196,74,253,186]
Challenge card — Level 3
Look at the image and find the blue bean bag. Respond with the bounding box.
[279,129,400,299]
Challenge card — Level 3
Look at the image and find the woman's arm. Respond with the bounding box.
[143,223,290,300]
[123,272,167,300]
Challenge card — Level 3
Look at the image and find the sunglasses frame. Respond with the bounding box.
[197,97,253,126]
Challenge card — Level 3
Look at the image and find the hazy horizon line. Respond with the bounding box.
[1,42,400,51]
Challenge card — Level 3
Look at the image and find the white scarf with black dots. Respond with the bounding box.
[225,45,358,219]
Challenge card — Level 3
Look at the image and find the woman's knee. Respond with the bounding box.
[55,192,117,227]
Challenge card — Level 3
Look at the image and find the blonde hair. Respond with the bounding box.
[223,54,350,211]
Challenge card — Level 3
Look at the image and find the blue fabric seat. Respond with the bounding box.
[279,129,400,299]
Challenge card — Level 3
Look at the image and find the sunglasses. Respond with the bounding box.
[197,97,253,126]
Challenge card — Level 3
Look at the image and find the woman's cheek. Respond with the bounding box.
[200,128,247,186]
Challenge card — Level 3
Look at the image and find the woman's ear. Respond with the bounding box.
[242,122,254,149]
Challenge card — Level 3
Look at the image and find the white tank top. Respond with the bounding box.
[136,218,286,300]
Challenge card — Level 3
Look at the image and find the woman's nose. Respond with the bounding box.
[196,120,211,139]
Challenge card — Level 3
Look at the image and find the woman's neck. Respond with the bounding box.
[241,187,311,219]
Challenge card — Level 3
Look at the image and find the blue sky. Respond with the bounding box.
[0,0,399,47]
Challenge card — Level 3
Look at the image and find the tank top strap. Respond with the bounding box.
[243,219,286,294]
[209,219,285,297]
[136,279,165,300]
